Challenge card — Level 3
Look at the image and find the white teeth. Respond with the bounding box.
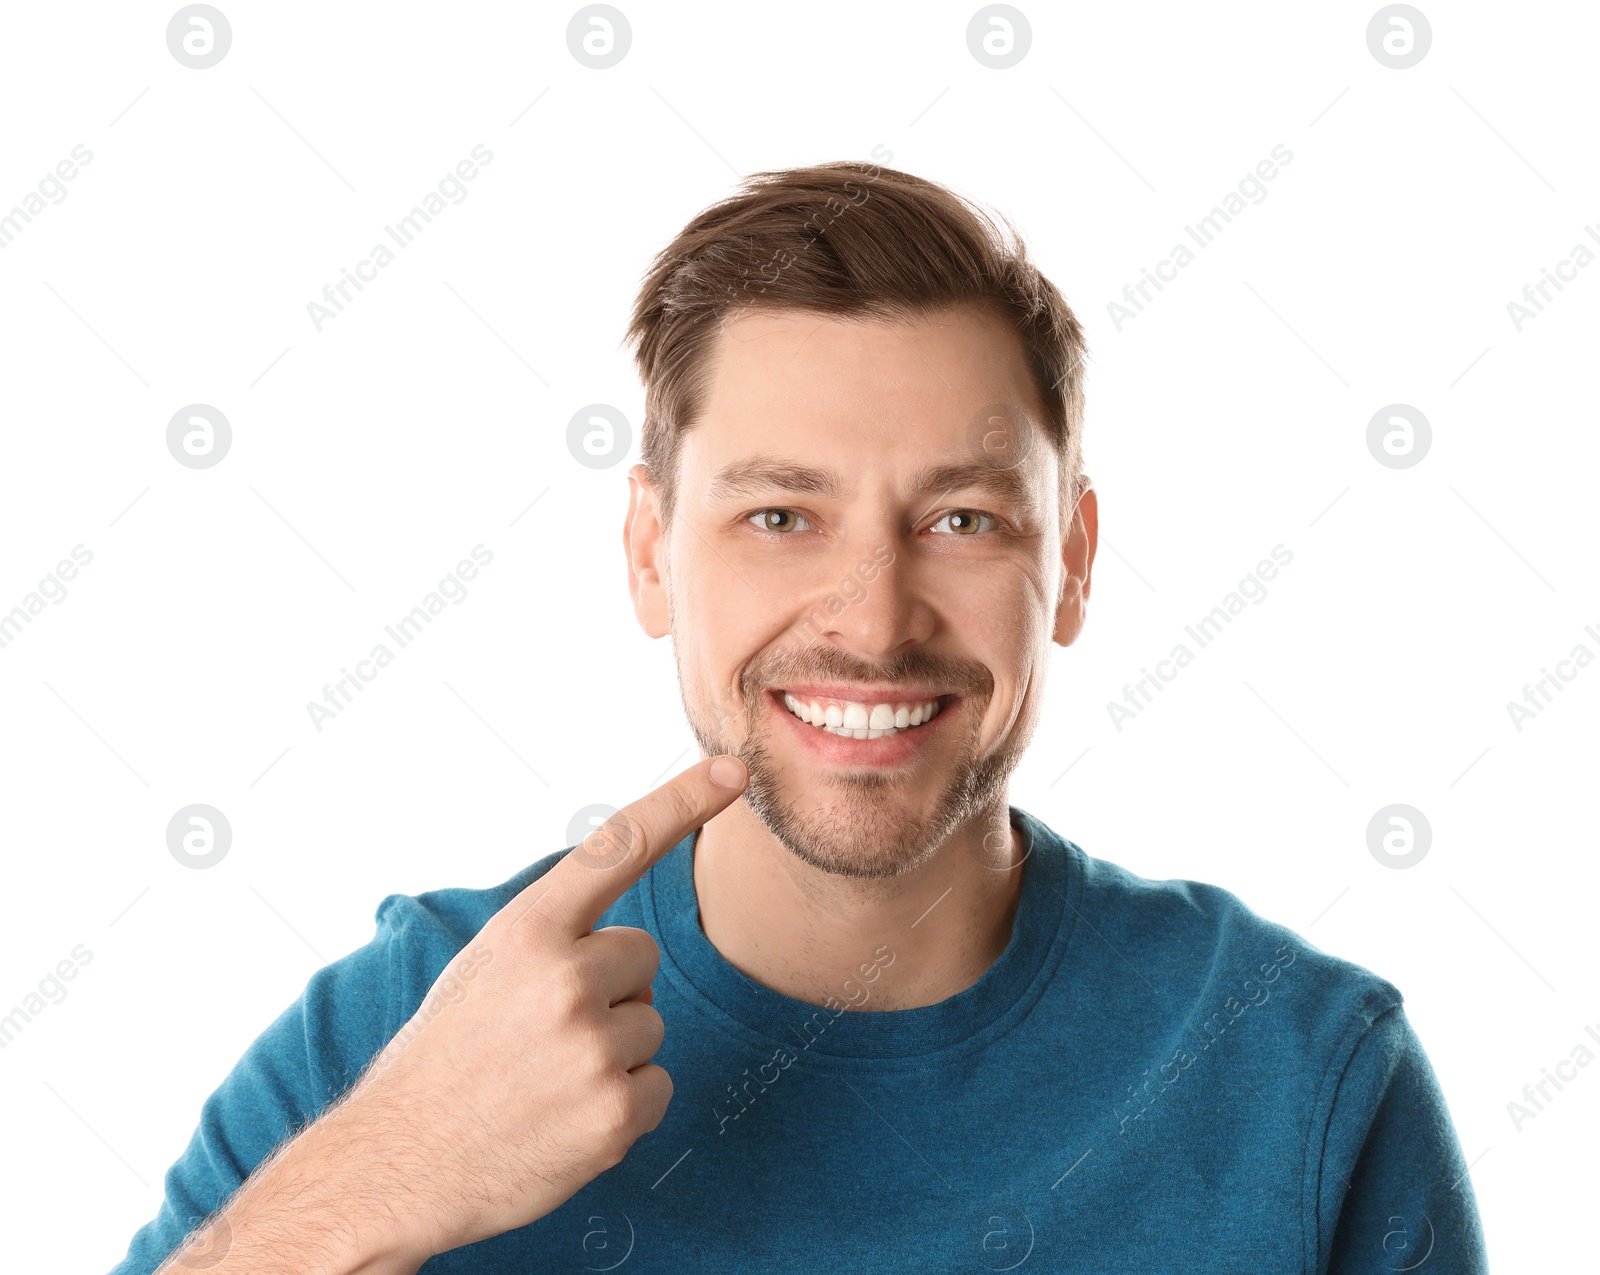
[781,693,945,738]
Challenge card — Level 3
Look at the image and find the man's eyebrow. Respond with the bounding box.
[705,454,1038,510]
[706,456,843,503]
[906,461,1036,511]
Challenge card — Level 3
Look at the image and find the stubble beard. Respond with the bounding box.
[682,667,1026,882]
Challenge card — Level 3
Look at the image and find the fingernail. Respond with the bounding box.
[710,756,747,789]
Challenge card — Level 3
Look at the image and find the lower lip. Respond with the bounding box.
[768,690,952,767]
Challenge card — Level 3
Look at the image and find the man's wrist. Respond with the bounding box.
[158,1098,436,1275]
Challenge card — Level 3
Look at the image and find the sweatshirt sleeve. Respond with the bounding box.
[106,894,422,1275]
[1314,1003,1488,1274]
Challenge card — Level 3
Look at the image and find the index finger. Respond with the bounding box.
[504,755,748,940]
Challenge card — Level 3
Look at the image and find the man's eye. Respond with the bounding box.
[747,509,813,533]
[931,510,996,535]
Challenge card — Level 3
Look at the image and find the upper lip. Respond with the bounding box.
[773,684,951,703]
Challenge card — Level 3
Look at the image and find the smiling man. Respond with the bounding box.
[115,162,1487,1275]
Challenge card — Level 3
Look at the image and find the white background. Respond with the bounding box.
[1,1,1595,1269]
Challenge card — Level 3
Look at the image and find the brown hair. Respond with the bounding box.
[625,159,1088,530]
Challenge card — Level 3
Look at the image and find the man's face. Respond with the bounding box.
[626,303,1094,879]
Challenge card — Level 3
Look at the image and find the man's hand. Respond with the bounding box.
[156,754,748,1275]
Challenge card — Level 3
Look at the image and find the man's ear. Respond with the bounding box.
[624,462,672,638]
[1053,478,1097,647]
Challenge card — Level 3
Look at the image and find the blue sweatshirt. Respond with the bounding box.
[111,807,1487,1273]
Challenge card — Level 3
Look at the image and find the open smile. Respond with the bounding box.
[766,686,955,765]
[779,690,946,738]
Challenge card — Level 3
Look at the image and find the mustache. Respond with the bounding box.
[740,647,993,702]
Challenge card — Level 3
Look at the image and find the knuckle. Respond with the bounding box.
[647,1071,673,1128]
[546,958,591,1015]
[591,1076,638,1159]
[624,926,662,971]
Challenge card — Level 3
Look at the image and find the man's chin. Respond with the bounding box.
[737,727,988,880]
[688,701,1021,881]
[751,776,943,879]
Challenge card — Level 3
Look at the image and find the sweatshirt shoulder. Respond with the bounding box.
[1068,843,1402,1027]
[365,844,655,980]
[369,846,577,975]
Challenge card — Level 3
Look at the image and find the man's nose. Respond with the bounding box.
[788,533,931,659]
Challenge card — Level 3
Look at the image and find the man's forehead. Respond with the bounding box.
[706,302,1032,385]
[693,304,1043,444]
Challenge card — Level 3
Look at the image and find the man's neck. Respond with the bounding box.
[690,798,1028,1012]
